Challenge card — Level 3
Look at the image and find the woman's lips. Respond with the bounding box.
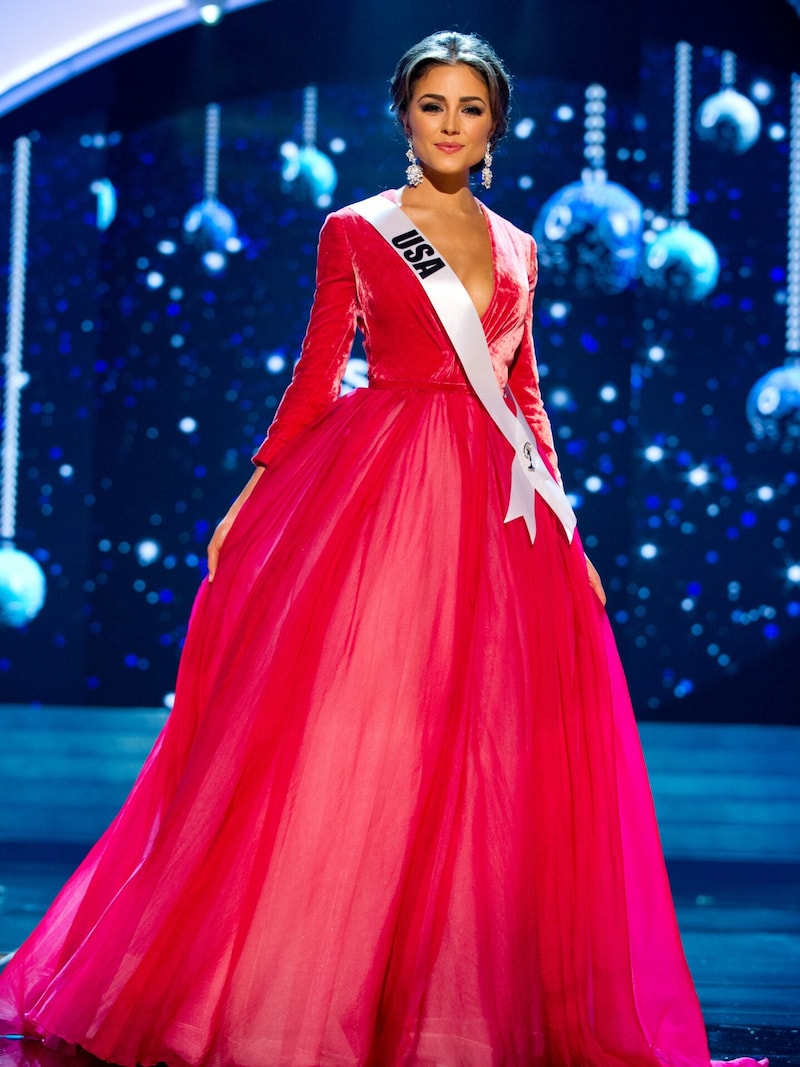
[435,143,464,153]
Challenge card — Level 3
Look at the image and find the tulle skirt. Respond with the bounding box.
[0,386,766,1066]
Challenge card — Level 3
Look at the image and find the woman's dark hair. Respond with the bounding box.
[390,31,511,150]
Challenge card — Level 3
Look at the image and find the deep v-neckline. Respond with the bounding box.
[389,189,497,322]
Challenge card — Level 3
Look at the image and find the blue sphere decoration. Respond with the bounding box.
[183,198,238,252]
[642,225,720,302]
[532,173,644,294]
[0,545,47,627]
[695,88,761,154]
[746,364,800,446]
[280,144,338,209]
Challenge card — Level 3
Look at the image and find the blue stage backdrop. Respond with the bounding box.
[0,41,798,720]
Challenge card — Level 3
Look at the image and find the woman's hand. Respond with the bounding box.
[207,467,265,583]
[585,555,607,606]
[207,515,236,584]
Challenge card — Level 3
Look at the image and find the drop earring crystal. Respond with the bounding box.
[405,139,423,187]
[480,142,493,190]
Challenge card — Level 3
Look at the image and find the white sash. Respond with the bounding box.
[352,193,576,544]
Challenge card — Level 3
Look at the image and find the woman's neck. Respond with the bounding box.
[397,179,481,217]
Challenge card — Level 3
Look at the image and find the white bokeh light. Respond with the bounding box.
[135,539,161,566]
[687,466,710,487]
[750,79,773,104]
[202,251,226,273]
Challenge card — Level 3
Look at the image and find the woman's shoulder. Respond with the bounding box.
[326,190,397,221]
[481,201,536,251]
[317,193,395,246]
[480,202,537,278]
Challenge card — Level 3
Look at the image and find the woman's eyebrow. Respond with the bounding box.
[417,93,488,104]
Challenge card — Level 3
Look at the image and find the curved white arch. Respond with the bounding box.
[0,0,272,118]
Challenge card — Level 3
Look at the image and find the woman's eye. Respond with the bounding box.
[418,102,484,116]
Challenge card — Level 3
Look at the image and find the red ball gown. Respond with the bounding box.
[0,190,767,1067]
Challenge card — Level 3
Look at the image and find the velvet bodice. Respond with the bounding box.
[252,189,559,477]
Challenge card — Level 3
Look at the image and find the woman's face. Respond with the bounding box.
[403,63,495,181]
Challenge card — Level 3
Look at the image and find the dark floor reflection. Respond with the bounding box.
[0,1038,111,1067]
[3,1030,800,1067]
[708,1026,800,1067]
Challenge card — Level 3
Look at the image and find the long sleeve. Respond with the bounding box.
[507,240,562,485]
[252,213,358,467]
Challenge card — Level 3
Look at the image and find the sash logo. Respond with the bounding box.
[391,229,445,279]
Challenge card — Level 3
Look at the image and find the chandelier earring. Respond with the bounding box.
[480,142,494,190]
[405,138,423,187]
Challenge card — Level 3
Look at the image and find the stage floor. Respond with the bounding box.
[1,853,798,1065]
[0,710,798,1064]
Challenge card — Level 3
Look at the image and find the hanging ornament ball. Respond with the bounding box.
[532,173,644,294]
[642,224,720,302]
[0,545,47,628]
[183,198,238,252]
[695,88,761,154]
[280,143,338,209]
[746,364,800,445]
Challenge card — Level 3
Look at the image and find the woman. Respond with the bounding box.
[0,31,766,1067]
